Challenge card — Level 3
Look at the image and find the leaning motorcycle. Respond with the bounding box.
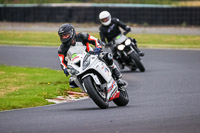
[108,32,145,72]
[66,45,129,109]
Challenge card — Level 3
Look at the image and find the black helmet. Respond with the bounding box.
[58,24,76,45]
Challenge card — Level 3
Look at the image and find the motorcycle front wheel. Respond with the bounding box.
[129,52,145,72]
[83,76,109,109]
[113,86,129,106]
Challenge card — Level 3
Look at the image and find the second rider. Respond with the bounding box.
[99,11,144,69]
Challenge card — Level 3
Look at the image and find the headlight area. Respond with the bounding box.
[67,65,79,75]
[117,44,125,51]
[83,54,91,70]
[125,39,131,46]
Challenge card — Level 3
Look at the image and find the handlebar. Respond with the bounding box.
[88,51,95,55]
[123,31,129,35]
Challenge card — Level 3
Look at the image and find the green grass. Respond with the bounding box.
[131,34,200,49]
[90,32,200,49]
[0,30,200,49]
[1,0,200,7]
[0,65,81,111]
[0,0,191,5]
[0,31,60,46]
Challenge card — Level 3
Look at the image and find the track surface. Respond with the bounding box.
[0,46,200,133]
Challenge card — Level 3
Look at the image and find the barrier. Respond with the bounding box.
[0,5,199,25]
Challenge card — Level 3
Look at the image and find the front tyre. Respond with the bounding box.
[113,86,129,106]
[83,76,109,109]
[129,52,145,72]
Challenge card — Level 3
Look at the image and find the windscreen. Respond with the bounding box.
[114,34,127,44]
[67,45,86,60]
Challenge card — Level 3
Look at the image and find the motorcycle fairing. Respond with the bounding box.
[106,79,119,101]
[114,34,127,44]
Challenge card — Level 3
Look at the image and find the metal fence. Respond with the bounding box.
[0,5,199,25]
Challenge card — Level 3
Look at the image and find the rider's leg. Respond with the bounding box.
[99,52,126,87]
[69,76,78,88]
[109,63,122,80]
[99,52,122,79]
[131,38,144,56]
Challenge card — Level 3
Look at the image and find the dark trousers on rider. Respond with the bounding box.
[129,38,144,56]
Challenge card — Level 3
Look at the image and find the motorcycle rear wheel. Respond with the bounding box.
[83,76,109,109]
[129,52,145,72]
[113,86,129,106]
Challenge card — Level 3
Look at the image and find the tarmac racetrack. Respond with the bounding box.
[0,46,200,133]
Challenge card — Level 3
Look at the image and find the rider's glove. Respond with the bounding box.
[98,39,105,46]
[64,68,69,76]
[125,26,131,32]
[93,47,102,55]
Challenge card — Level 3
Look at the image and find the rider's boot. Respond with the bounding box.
[112,67,122,79]
[110,65,126,87]
[137,49,145,57]
[132,38,145,57]
[69,77,78,88]
[101,52,126,87]
[134,44,144,57]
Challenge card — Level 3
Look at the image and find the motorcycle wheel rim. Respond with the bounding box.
[94,83,106,100]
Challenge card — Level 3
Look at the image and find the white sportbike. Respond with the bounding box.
[66,45,129,109]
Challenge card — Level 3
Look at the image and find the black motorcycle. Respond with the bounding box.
[108,32,145,72]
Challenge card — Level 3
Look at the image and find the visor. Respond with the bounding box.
[62,33,71,39]
[61,29,73,40]
[101,17,109,23]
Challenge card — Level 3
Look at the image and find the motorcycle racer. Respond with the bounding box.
[99,11,144,69]
[58,23,125,88]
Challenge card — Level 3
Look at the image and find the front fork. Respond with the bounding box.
[122,45,137,58]
[131,42,141,55]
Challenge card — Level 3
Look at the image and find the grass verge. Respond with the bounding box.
[1,0,200,6]
[0,31,60,46]
[0,65,81,111]
[0,30,200,49]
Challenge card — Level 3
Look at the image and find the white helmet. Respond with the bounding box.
[99,11,111,26]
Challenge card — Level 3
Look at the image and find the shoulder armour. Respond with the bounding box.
[79,32,89,40]
[112,18,119,23]
[58,43,69,54]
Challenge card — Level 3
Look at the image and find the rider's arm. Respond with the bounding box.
[87,34,102,48]
[58,46,68,70]
[99,27,107,43]
[80,32,103,52]
[114,18,131,32]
